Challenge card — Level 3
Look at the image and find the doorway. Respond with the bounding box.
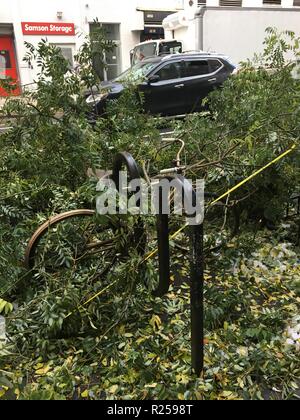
[0,36,20,96]
[89,23,121,81]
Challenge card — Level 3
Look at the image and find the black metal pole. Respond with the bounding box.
[111,158,205,375]
[153,213,170,297]
[190,223,204,376]
[112,151,141,189]
[155,173,205,375]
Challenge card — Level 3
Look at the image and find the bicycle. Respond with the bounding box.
[24,137,240,376]
[25,137,239,275]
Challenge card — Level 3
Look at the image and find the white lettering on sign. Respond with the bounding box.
[50,24,73,34]
[21,22,75,36]
[25,24,49,32]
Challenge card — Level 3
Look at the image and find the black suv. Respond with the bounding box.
[86,53,236,117]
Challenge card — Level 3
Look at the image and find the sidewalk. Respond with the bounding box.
[0,97,6,109]
[0,98,11,132]
[0,97,8,130]
[0,316,5,343]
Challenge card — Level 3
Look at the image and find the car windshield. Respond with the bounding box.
[115,61,158,83]
[131,43,157,66]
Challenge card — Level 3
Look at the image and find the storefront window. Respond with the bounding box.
[101,23,120,41]
[90,23,121,81]
[105,45,121,79]
[52,44,75,68]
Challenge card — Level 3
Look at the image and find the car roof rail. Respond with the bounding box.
[181,50,207,54]
[136,55,160,62]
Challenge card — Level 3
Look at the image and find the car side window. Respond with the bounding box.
[209,59,223,73]
[183,60,209,77]
[154,62,182,81]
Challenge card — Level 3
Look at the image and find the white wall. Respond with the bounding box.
[0,0,180,87]
[202,8,300,64]
[10,0,84,84]
[2,0,300,87]
[183,0,298,9]
[282,0,295,7]
[77,0,145,71]
[243,0,263,6]
[168,6,300,64]
[243,1,295,7]
[0,6,12,22]
[138,0,184,10]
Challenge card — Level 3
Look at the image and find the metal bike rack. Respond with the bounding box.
[112,152,204,376]
[153,175,204,376]
[112,151,141,190]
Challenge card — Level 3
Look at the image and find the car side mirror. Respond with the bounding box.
[148,75,160,84]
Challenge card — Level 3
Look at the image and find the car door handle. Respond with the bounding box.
[208,78,217,83]
[174,84,184,88]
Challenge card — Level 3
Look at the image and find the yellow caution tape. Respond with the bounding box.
[210,144,296,206]
[144,143,296,262]
[65,280,118,318]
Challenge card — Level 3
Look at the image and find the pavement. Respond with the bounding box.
[0,97,6,109]
[0,316,6,342]
[0,126,11,133]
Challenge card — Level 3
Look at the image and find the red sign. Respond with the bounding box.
[21,22,75,36]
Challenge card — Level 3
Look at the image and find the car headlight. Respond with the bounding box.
[86,92,108,104]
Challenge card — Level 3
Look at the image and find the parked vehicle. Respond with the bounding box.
[86,53,236,118]
[130,39,183,66]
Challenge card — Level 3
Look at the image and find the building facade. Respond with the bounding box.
[163,0,300,65]
[0,0,184,95]
[1,0,300,96]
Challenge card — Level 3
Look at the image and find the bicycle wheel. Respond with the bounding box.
[24,210,146,276]
[25,210,95,270]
